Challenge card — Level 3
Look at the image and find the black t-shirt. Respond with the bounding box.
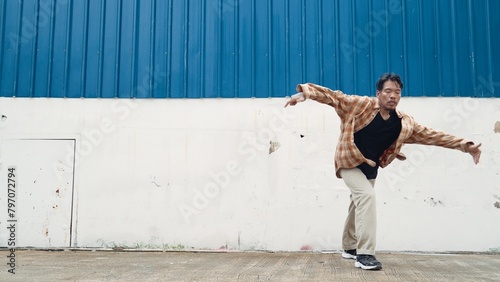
[354,111,402,179]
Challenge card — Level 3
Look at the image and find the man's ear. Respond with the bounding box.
[376,90,380,98]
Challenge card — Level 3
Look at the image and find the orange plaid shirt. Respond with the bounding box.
[297,83,474,178]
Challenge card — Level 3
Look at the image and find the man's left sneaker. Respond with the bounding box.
[355,254,382,270]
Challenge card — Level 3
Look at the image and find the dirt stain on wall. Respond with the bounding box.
[269,141,281,154]
[494,121,500,133]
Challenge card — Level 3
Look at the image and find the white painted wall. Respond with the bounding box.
[0,97,499,252]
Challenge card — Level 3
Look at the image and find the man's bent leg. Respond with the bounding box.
[342,195,357,251]
[340,168,376,256]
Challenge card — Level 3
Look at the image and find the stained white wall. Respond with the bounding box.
[0,97,499,252]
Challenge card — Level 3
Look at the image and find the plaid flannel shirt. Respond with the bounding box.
[297,83,474,178]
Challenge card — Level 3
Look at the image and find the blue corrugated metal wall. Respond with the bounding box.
[1,0,499,98]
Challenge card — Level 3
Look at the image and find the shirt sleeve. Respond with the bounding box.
[296,83,360,116]
[405,121,473,153]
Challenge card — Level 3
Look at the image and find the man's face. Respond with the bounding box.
[376,80,401,111]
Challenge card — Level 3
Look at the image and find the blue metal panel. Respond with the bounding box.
[405,0,424,96]
[237,0,254,98]
[489,0,500,96]
[288,0,304,94]
[0,0,499,98]
[152,0,166,98]
[254,0,270,98]
[101,0,120,98]
[186,0,203,98]
[1,0,20,96]
[204,0,218,98]
[352,0,371,95]
[271,0,287,98]
[16,1,35,97]
[454,0,475,96]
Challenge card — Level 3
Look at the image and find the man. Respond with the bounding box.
[284,73,482,270]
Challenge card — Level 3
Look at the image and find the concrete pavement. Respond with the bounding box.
[1,249,499,281]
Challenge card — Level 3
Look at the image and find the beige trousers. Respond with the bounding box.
[340,168,377,256]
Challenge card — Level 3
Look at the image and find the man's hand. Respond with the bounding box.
[468,142,482,164]
[284,92,306,107]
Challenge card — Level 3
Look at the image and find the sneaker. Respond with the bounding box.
[341,249,357,260]
[355,255,382,270]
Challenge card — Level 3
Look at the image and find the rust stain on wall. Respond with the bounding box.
[269,141,281,154]
[494,121,500,133]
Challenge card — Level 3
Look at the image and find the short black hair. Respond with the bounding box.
[376,73,403,91]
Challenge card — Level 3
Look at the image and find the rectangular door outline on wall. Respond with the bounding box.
[0,139,76,248]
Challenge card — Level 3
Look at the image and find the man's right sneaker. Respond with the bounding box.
[341,249,357,260]
[355,254,382,270]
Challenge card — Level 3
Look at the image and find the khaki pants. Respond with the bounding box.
[340,168,377,256]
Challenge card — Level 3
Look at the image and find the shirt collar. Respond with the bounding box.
[395,109,403,118]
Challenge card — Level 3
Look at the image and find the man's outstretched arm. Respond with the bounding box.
[467,142,482,164]
[406,121,482,164]
[284,83,365,117]
[284,92,306,108]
